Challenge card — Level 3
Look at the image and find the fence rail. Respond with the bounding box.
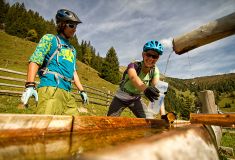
[0,68,113,107]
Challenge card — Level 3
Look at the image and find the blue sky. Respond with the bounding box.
[7,0,235,79]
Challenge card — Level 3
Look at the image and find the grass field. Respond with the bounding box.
[220,131,235,159]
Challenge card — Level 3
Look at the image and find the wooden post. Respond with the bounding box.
[198,90,217,113]
[198,90,222,147]
[173,12,235,54]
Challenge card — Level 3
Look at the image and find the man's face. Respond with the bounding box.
[64,22,77,38]
[143,50,160,68]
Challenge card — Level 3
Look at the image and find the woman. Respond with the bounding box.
[107,40,164,118]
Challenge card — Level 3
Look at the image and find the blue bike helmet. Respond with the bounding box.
[56,9,82,24]
[143,40,164,55]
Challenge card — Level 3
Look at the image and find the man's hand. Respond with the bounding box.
[144,86,160,102]
[21,86,38,105]
[79,91,88,104]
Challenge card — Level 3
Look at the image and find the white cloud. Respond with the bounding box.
[7,0,235,78]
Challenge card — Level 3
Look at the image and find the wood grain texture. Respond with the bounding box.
[190,113,235,127]
[173,12,235,54]
[0,114,73,138]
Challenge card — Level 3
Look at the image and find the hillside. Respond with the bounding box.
[185,73,235,85]
[0,30,129,116]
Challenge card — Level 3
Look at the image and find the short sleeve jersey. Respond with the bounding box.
[122,62,160,95]
[29,34,77,91]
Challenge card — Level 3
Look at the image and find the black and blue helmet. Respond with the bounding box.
[143,40,164,55]
[56,9,82,24]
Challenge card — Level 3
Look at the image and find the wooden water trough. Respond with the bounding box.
[0,90,234,160]
[0,113,223,160]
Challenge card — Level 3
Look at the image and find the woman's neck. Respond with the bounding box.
[142,64,151,74]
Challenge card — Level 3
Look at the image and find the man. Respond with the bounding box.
[21,9,88,115]
[107,40,163,118]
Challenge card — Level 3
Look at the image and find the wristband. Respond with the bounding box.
[25,82,36,89]
[79,90,86,94]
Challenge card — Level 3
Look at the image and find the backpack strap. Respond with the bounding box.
[120,61,155,92]
[149,66,155,84]
[119,61,142,92]
[39,35,73,85]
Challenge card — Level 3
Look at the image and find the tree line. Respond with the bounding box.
[164,75,235,119]
[0,0,121,84]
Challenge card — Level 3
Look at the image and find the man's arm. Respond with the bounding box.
[73,70,84,91]
[74,70,88,104]
[21,62,39,105]
[27,62,39,82]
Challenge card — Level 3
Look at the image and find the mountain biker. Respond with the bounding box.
[107,40,163,118]
[21,9,88,115]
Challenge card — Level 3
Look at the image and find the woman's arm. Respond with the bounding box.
[127,68,147,92]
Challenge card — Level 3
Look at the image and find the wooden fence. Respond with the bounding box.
[0,68,114,107]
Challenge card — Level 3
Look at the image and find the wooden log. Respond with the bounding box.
[80,124,219,160]
[173,12,235,54]
[190,113,235,127]
[0,114,169,138]
[73,116,169,132]
[0,114,73,138]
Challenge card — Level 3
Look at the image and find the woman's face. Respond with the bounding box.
[143,50,160,68]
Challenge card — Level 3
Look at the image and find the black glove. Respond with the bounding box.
[144,86,160,102]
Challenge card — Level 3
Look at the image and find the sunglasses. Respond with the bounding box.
[145,53,159,59]
[66,23,77,29]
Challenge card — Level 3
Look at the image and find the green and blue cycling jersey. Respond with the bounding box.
[29,34,77,91]
[122,62,160,95]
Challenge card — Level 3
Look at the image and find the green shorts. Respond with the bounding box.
[36,86,79,115]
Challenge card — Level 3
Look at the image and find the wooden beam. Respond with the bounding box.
[173,12,235,54]
[73,116,169,132]
[0,114,169,138]
[0,114,73,138]
[190,113,235,127]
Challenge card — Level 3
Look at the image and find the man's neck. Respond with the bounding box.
[60,33,70,40]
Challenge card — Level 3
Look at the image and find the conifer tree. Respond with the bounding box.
[101,47,120,84]
[0,0,9,28]
[26,29,38,42]
[83,46,92,65]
